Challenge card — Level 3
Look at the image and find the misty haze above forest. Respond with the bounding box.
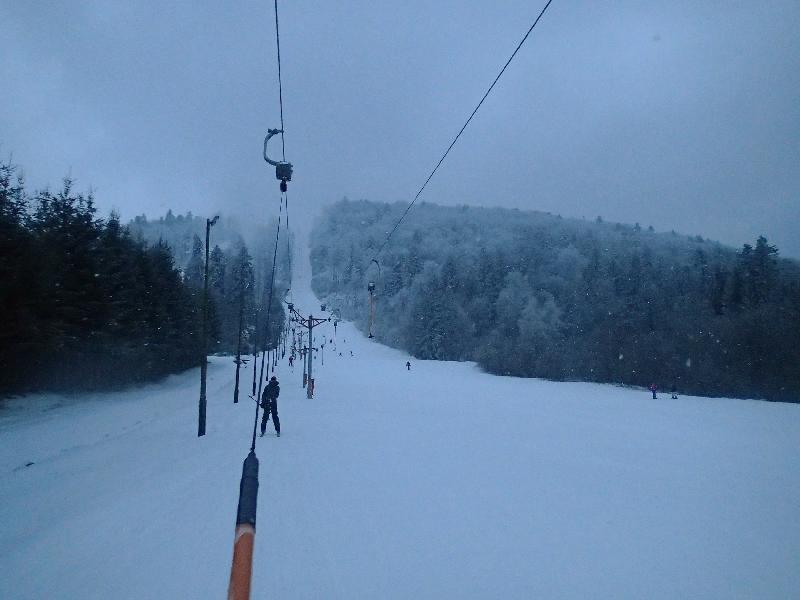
[3,2,798,259]
[311,199,800,401]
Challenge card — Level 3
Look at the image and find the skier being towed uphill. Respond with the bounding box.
[260,376,281,437]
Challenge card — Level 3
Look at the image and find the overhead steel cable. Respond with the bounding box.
[250,193,284,452]
[249,0,292,449]
[274,0,286,161]
[285,191,292,289]
[274,0,292,292]
[372,0,555,261]
[228,4,292,596]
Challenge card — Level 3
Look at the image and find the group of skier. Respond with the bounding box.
[258,346,414,439]
[267,343,677,442]
[649,383,678,400]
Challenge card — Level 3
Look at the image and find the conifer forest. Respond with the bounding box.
[0,160,288,396]
[311,199,800,401]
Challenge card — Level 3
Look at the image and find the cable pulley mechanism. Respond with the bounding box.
[263,128,293,192]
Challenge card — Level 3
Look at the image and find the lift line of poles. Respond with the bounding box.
[286,301,332,399]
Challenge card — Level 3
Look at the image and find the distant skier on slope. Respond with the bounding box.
[649,383,658,399]
[406,361,411,371]
[260,376,281,437]
[670,384,678,399]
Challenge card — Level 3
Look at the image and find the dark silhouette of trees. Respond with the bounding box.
[0,160,203,394]
[0,159,287,397]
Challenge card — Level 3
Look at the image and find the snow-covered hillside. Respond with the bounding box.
[2,267,799,599]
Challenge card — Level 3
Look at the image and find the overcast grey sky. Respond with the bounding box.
[2,1,798,255]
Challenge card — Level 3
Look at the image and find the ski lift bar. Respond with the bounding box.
[263,128,293,192]
[227,450,259,600]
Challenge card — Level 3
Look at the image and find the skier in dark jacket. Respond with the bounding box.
[260,376,281,437]
[649,383,658,400]
[406,361,411,371]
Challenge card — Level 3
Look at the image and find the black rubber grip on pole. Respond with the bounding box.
[236,451,260,527]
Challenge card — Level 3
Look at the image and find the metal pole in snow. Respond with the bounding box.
[199,216,218,436]
[307,314,314,398]
[302,346,307,388]
[234,271,246,403]
[251,310,259,397]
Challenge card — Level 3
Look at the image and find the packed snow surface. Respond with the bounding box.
[2,272,799,599]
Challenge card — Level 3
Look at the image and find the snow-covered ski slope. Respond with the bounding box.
[2,255,799,599]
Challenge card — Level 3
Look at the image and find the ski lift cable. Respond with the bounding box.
[263,0,292,192]
[285,191,292,290]
[229,193,284,599]
[273,0,286,160]
[250,191,284,452]
[228,5,291,596]
[248,0,292,444]
[371,0,555,263]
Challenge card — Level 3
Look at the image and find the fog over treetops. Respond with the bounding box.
[2,1,798,256]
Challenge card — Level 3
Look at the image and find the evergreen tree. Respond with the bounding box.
[184,234,204,288]
[0,163,206,395]
[310,199,800,402]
